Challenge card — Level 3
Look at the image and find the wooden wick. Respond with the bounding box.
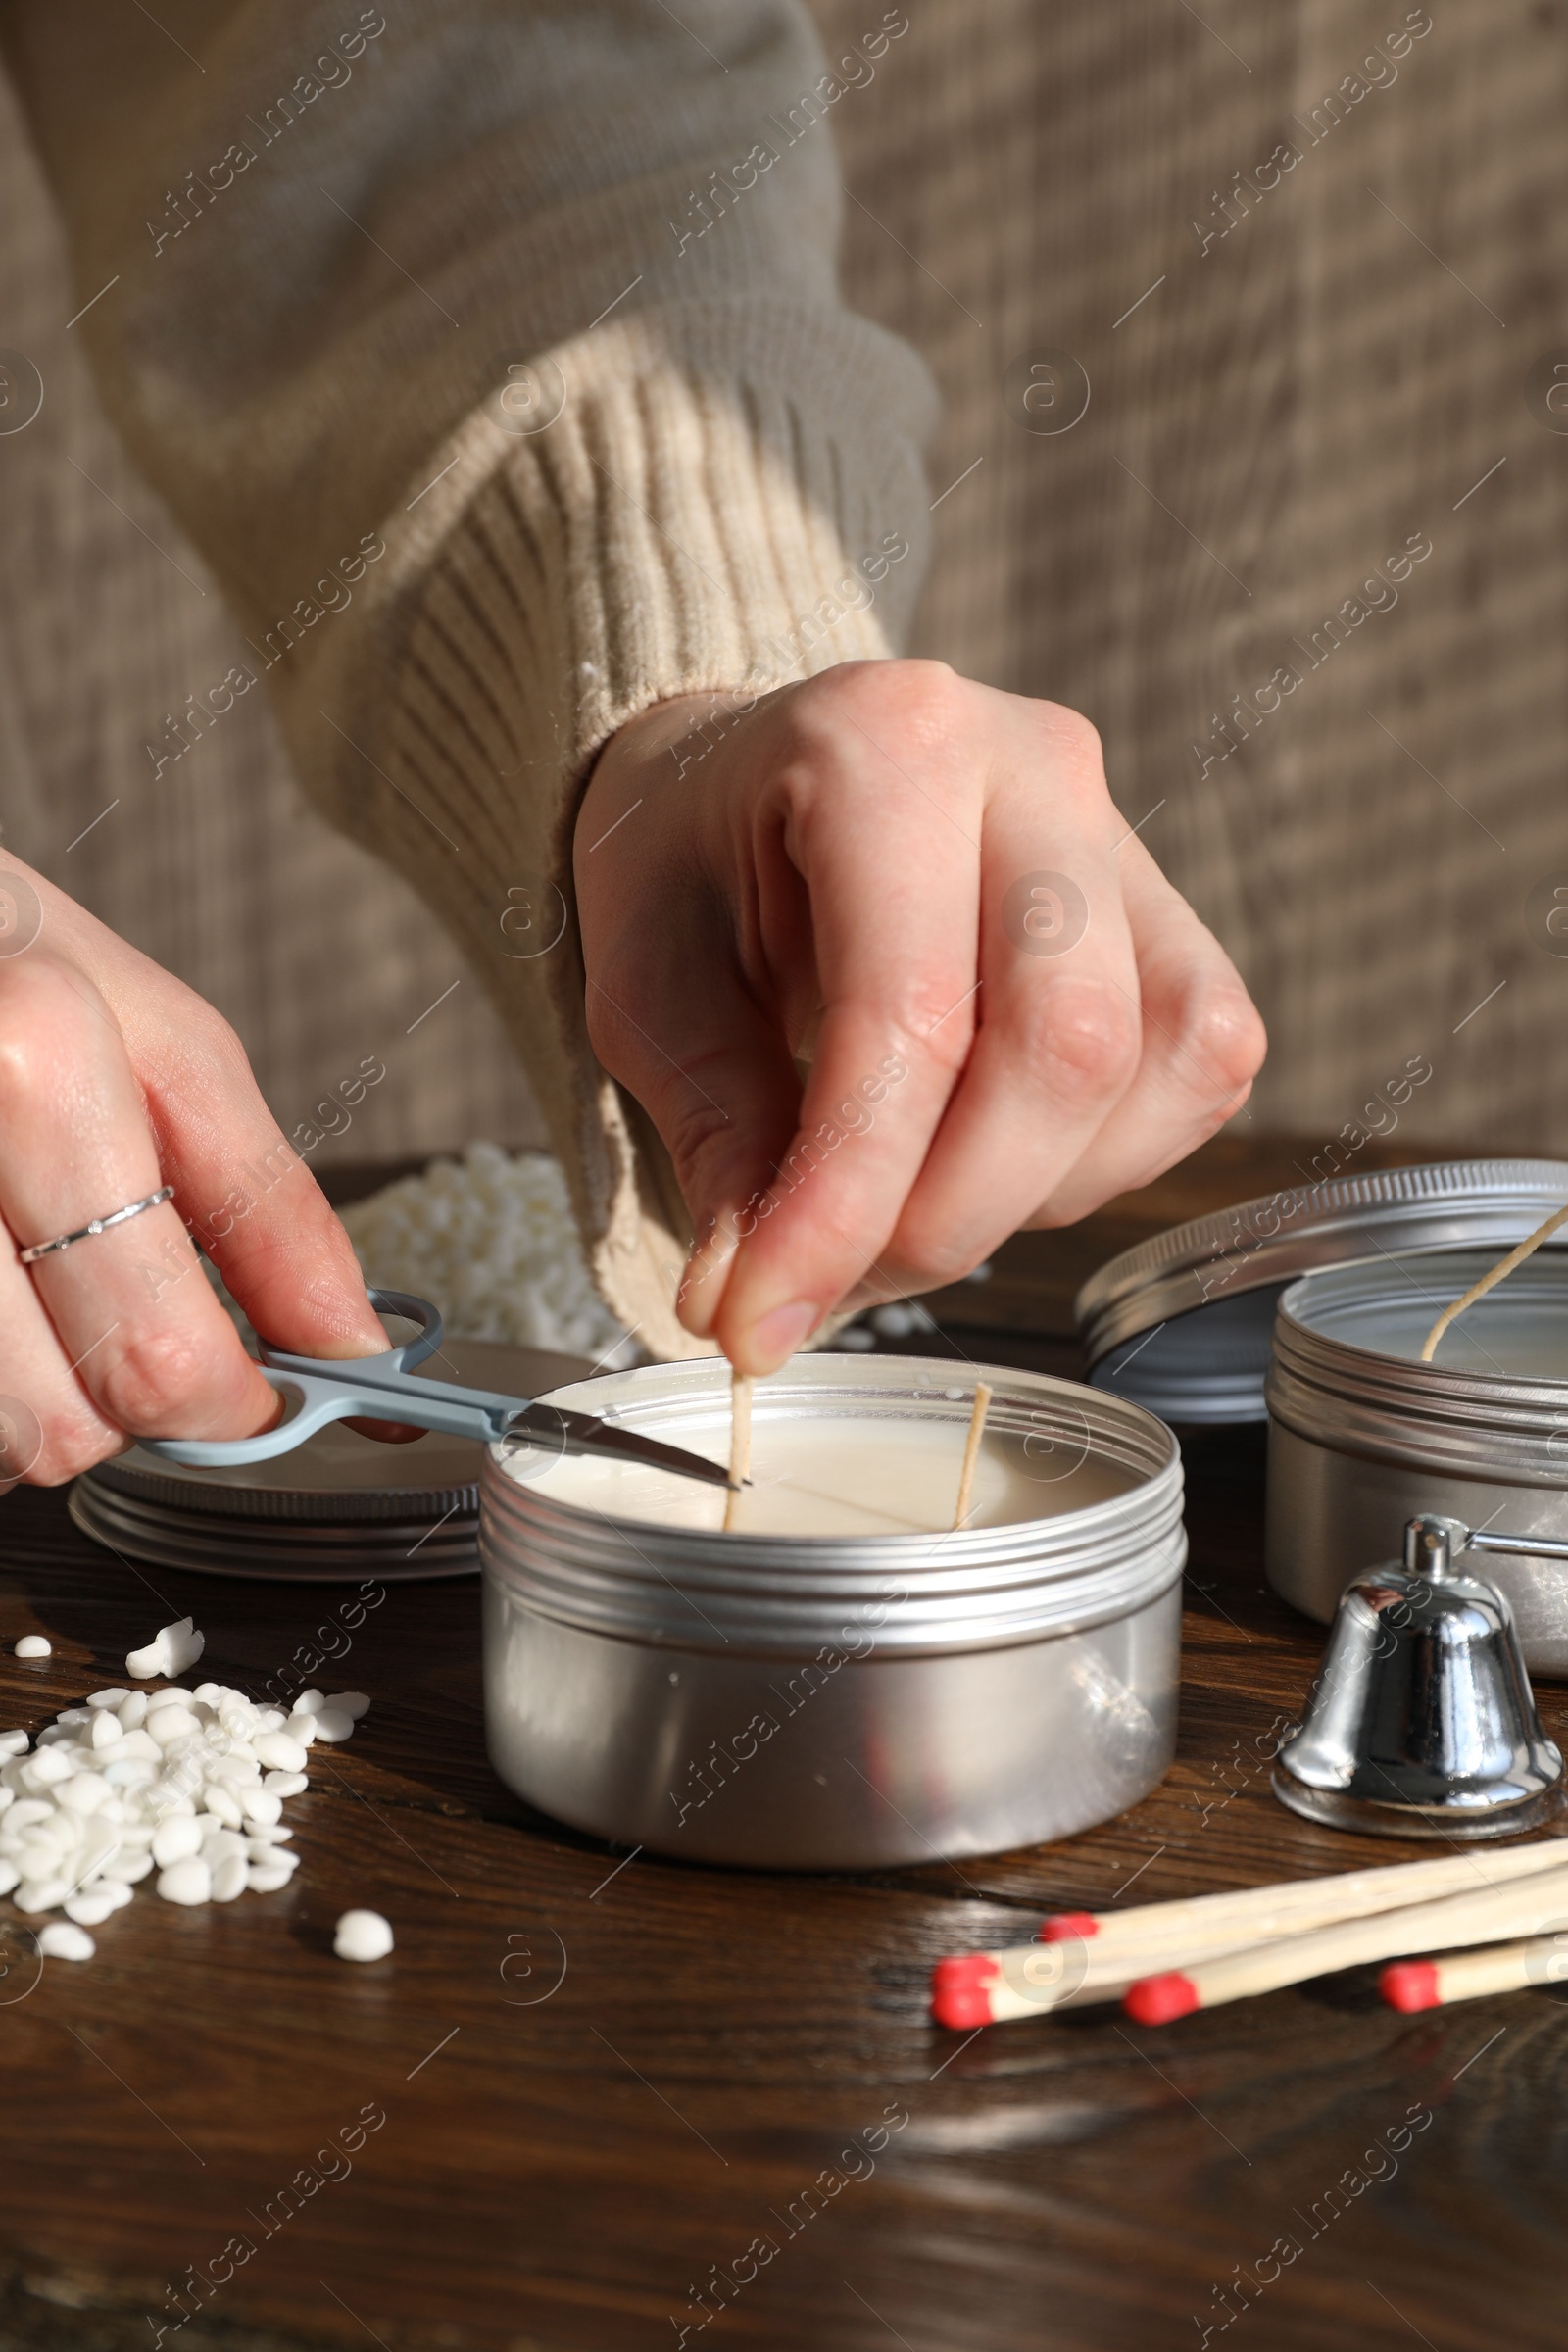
[1421,1199,1568,1362]
[722,1372,754,1532]
[951,1382,993,1531]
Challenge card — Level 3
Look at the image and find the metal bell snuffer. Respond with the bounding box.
[1273,1515,1568,1839]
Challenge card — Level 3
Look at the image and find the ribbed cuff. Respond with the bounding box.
[283,298,936,1355]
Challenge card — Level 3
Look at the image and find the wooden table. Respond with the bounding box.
[3,1137,1566,2352]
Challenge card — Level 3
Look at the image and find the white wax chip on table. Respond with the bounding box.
[13,1637,50,1659]
[334,1909,394,1962]
[125,1617,205,1680]
[0,1620,369,1958]
[37,1922,94,1961]
[158,1857,213,1906]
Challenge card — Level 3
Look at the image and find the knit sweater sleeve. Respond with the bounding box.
[0,0,938,1357]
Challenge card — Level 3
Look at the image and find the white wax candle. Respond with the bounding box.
[512,1410,1132,1536]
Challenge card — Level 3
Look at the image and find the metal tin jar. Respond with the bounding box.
[1267,1249,1568,1677]
[479,1353,1186,1868]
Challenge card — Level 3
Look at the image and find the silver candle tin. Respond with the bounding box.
[1266,1250,1568,1677]
[478,1353,1186,1869]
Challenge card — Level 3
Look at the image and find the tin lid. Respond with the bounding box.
[1074,1159,1568,1425]
[70,1337,587,1580]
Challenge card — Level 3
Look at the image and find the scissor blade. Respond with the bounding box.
[505,1404,737,1492]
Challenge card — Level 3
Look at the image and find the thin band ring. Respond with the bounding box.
[18,1184,176,1266]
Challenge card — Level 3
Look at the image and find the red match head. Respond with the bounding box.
[1380,1961,1442,2013]
[1122,1972,1200,2026]
[1039,1911,1100,1943]
[930,1954,1000,2030]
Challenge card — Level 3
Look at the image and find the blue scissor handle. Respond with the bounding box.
[137,1290,521,1469]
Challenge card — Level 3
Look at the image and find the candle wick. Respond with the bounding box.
[951,1382,993,1532]
[1421,1199,1568,1362]
[722,1372,754,1532]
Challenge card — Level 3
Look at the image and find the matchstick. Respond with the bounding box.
[722,1371,753,1533]
[1421,1198,1568,1361]
[930,1839,1568,2027]
[1120,1860,1568,2025]
[1382,1934,1568,2012]
[951,1382,993,1531]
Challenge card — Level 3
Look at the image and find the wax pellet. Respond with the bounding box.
[14,1637,50,1659]
[333,1909,393,1962]
[0,1862,17,1896]
[246,1862,295,1893]
[323,1692,370,1720]
[253,1707,288,1732]
[85,1689,130,1711]
[63,1888,118,1927]
[89,1711,121,1753]
[210,1854,247,1902]
[245,1834,296,1862]
[263,1771,309,1798]
[282,1715,318,1748]
[198,1829,247,1865]
[146,1705,199,1747]
[157,1857,212,1905]
[254,1731,308,1773]
[125,1617,204,1682]
[116,1693,149,1733]
[5,1799,53,1834]
[15,1877,71,1912]
[191,1683,223,1708]
[58,1773,112,1817]
[292,1690,327,1716]
[101,1850,155,1884]
[202,1784,244,1830]
[240,1788,282,1828]
[37,1923,93,1960]
[0,1731,28,1758]
[151,1816,205,1868]
[244,1823,293,1846]
[311,1709,355,1744]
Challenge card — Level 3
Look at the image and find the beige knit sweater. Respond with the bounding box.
[0,0,936,1357]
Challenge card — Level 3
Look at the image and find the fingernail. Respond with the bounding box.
[747,1299,820,1369]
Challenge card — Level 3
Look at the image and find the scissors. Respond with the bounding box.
[137,1289,737,1490]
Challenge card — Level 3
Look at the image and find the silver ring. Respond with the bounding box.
[18,1184,175,1265]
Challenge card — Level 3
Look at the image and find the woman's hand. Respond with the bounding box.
[575,661,1266,1375]
[0,858,402,1487]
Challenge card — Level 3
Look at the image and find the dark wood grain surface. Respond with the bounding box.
[2,1137,1565,2352]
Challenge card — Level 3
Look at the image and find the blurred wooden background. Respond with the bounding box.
[3,1,1568,1174]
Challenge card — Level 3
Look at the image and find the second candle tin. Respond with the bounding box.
[1266,1248,1568,1677]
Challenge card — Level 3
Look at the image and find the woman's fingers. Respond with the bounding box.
[1022,832,1265,1226]
[24,867,393,1370]
[0,955,280,1451]
[0,1228,122,1486]
[710,668,987,1369]
[862,710,1147,1298]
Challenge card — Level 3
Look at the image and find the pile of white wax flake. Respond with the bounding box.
[0,1615,368,1963]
